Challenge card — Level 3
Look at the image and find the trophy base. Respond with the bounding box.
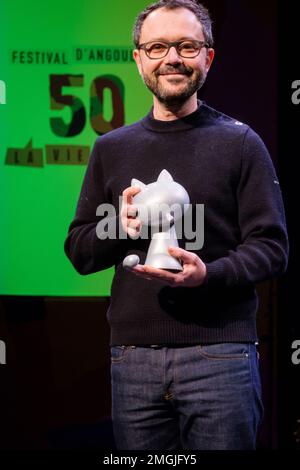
[144,228,183,271]
[144,253,183,271]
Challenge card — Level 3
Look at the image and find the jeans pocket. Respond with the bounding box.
[196,342,250,360]
[111,345,134,364]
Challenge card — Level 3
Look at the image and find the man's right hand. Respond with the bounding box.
[120,186,142,239]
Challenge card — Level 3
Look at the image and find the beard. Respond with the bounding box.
[141,64,207,107]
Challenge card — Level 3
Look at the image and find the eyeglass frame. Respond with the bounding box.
[137,39,210,59]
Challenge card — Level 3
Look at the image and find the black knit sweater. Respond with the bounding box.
[64,102,289,345]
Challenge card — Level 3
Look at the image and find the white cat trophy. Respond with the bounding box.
[123,169,190,271]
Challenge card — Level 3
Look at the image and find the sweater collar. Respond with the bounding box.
[140,100,210,133]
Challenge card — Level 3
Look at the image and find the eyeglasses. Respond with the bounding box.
[138,40,209,59]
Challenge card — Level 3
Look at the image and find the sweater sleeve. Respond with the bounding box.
[205,127,289,287]
[64,138,127,275]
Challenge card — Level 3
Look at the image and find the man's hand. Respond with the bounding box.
[128,246,207,287]
[120,186,142,239]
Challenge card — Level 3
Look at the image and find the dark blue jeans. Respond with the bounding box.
[111,343,263,450]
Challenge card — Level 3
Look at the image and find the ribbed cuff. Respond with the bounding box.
[205,258,238,286]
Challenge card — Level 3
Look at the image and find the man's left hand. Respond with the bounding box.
[128,246,207,287]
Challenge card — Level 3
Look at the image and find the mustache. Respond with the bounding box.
[155,65,193,76]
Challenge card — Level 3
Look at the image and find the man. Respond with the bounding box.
[64,0,288,450]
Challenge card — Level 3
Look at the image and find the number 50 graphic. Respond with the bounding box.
[49,74,125,137]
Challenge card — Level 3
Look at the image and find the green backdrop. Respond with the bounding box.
[0,0,152,296]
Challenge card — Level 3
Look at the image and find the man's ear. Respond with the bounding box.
[205,48,215,73]
[133,49,143,76]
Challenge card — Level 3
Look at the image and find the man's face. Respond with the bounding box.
[133,7,215,106]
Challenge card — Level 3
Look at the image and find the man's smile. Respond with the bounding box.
[160,72,186,75]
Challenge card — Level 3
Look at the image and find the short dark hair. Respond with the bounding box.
[133,0,214,48]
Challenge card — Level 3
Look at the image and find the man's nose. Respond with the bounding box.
[164,46,183,64]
